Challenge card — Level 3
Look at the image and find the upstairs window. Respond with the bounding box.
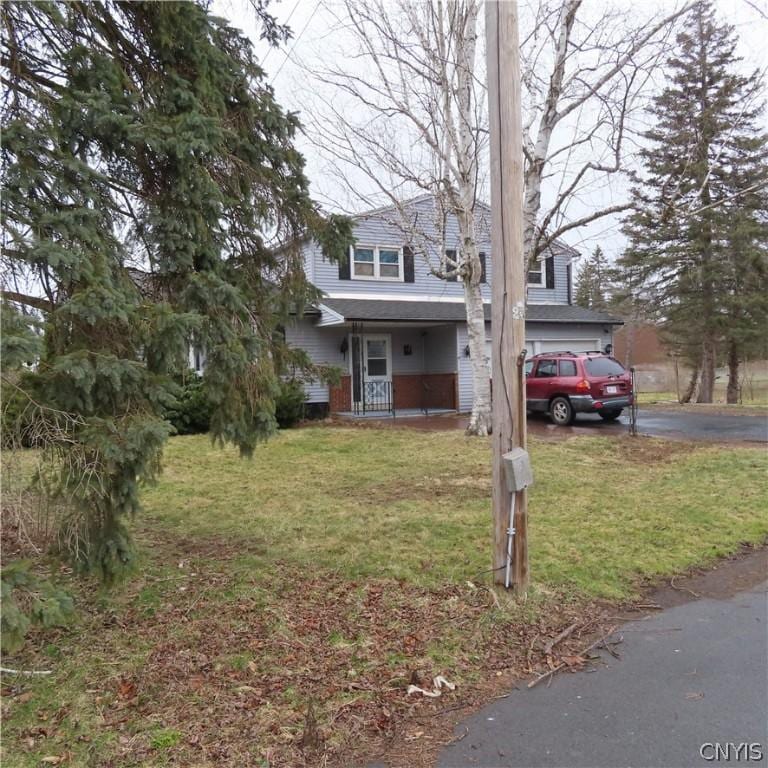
[353,247,375,277]
[351,246,403,281]
[528,260,544,286]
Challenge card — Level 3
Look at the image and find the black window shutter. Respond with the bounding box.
[566,263,572,304]
[445,250,457,282]
[479,252,487,283]
[403,245,415,283]
[339,246,351,280]
[545,255,555,289]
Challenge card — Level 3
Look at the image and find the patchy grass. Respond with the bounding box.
[2,427,767,767]
[636,389,768,407]
[141,428,766,597]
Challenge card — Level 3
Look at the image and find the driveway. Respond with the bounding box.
[352,405,766,443]
[527,407,767,443]
[439,577,768,768]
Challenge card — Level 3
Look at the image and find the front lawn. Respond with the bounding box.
[142,428,767,597]
[3,427,766,767]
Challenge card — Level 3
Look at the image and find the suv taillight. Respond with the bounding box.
[575,379,591,393]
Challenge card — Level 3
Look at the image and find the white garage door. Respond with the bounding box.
[484,338,602,361]
[484,339,536,363]
[534,339,601,355]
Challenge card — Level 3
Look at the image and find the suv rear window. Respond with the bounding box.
[585,357,626,376]
[559,360,577,376]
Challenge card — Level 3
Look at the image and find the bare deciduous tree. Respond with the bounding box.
[520,0,694,262]
[303,0,493,434]
[299,0,694,434]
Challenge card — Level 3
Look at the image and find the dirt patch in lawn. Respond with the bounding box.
[363,473,491,504]
[640,542,768,608]
[608,434,697,464]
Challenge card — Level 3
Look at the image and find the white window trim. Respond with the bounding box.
[362,333,392,381]
[527,260,545,287]
[351,245,404,282]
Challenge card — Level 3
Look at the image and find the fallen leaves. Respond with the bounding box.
[5,544,613,768]
[116,678,137,701]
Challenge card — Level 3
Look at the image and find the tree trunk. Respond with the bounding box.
[726,340,740,404]
[464,277,492,436]
[696,337,716,403]
[624,320,635,369]
[680,363,700,404]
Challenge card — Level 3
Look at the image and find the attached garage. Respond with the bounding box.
[466,307,622,412]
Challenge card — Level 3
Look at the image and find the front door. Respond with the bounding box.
[352,334,392,412]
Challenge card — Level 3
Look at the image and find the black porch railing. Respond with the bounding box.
[353,379,393,415]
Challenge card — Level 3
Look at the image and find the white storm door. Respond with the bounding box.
[363,335,391,382]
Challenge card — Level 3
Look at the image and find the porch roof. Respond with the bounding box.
[318,298,621,325]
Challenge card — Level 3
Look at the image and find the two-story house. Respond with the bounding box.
[286,194,621,416]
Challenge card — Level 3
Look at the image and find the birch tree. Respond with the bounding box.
[304,0,493,434]
[300,0,693,434]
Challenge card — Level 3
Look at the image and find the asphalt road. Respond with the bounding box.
[439,582,768,768]
[527,408,768,443]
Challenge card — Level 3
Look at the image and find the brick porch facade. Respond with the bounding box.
[329,373,457,412]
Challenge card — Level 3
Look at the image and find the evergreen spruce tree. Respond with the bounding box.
[619,0,768,403]
[1,1,352,580]
[574,246,609,310]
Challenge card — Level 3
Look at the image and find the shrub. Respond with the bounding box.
[165,373,213,435]
[275,379,306,428]
[164,374,308,433]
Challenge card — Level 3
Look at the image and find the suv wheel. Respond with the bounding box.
[599,409,622,421]
[550,396,574,426]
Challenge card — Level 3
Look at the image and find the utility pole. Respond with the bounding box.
[486,0,529,592]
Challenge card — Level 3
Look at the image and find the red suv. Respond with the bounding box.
[525,351,633,426]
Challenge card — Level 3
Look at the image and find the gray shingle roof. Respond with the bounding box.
[319,298,621,325]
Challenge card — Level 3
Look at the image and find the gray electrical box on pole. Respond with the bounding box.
[501,448,533,589]
[502,448,533,493]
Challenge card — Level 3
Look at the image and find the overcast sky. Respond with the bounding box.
[212,0,768,262]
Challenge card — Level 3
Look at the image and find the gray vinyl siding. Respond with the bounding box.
[284,317,347,403]
[304,196,573,305]
[424,325,459,374]
[307,197,493,301]
[389,327,427,375]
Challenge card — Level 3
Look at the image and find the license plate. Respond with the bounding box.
[606,385,618,394]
